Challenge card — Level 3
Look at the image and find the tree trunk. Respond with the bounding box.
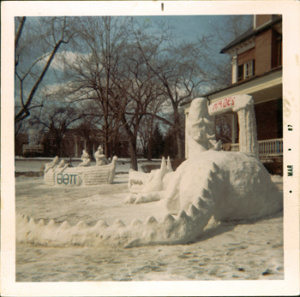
[121,114,138,170]
[175,130,183,159]
[147,136,152,161]
[128,138,138,170]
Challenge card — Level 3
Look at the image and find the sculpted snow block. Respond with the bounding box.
[44,155,117,186]
[17,96,282,247]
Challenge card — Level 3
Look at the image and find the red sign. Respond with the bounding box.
[208,96,236,114]
[211,96,235,111]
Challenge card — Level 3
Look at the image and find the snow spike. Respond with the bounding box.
[167,156,173,171]
[38,219,45,226]
[211,162,220,173]
[113,219,126,228]
[94,220,109,229]
[29,218,35,226]
[197,197,208,209]
[60,221,71,229]
[202,188,211,198]
[130,219,143,227]
[210,170,217,179]
[206,178,213,189]
[146,216,158,225]
[179,210,188,220]
[164,213,175,225]
[47,219,56,227]
[188,204,200,218]
[76,221,87,229]
[160,157,166,169]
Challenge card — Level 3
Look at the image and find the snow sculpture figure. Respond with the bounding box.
[18,96,282,248]
[43,154,118,186]
[57,159,69,173]
[44,156,59,173]
[94,145,108,166]
[125,157,174,204]
[78,149,91,167]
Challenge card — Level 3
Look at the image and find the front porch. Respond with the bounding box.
[230,138,283,175]
[230,138,283,157]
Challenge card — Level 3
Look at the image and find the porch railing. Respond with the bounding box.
[230,138,283,157]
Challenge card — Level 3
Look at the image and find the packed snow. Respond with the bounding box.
[15,158,283,281]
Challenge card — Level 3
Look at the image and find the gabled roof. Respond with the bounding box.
[220,15,282,54]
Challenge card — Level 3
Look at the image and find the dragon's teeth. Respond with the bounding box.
[188,204,200,217]
[29,218,35,226]
[76,221,87,229]
[179,210,188,220]
[146,216,158,225]
[202,188,211,198]
[94,220,109,228]
[197,197,209,209]
[164,214,175,224]
[60,221,71,229]
[130,219,143,227]
[113,219,126,228]
[47,219,56,227]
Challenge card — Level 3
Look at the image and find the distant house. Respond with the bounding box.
[15,133,30,156]
[184,15,282,167]
[16,128,129,158]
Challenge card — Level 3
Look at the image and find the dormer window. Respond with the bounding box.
[238,59,255,81]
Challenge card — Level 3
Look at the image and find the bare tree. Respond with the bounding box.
[133,22,212,158]
[34,102,83,156]
[109,40,165,169]
[207,15,254,91]
[15,17,74,125]
[57,17,166,169]
[57,16,130,158]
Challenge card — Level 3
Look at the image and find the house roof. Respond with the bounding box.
[220,15,282,54]
[181,66,282,107]
[205,66,282,99]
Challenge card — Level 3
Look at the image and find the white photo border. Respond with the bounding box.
[1,1,299,296]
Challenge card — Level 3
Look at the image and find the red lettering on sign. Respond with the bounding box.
[211,96,235,111]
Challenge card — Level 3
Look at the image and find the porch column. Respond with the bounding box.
[231,113,237,144]
[231,55,238,84]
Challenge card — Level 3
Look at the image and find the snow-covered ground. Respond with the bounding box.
[15,159,283,281]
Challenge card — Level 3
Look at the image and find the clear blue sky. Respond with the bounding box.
[135,15,253,55]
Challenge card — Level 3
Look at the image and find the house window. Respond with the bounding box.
[238,60,255,81]
[244,60,254,78]
[277,36,282,67]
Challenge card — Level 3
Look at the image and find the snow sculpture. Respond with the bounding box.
[44,156,59,173]
[125,157,174,204]
[18,96,282,248]
[44,155,118,186]
[208,94,259,156]
[78,149,91,167]
[186,97,222,155]
[94,145,108,166]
